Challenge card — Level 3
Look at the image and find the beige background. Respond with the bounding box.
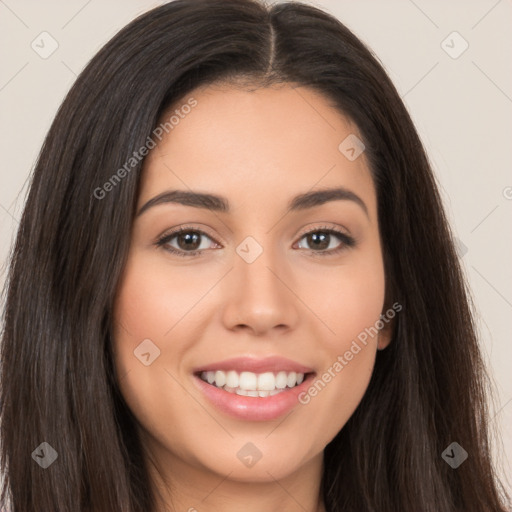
[1,0,511,491]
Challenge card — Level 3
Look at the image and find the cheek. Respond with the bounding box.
[293,247,385,443]
[332,266,385,343]
[110,253,207,451]
[110,253,188,404]
[304,248,386,350]
[111,250,214,356]
[113,256,184,340]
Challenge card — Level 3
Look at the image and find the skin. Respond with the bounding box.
[112,82,393,512]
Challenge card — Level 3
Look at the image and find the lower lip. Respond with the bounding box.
[193,373,315,421]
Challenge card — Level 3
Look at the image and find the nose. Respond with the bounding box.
[220,241,300,337]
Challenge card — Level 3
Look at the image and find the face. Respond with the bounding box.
[112,83,391,489]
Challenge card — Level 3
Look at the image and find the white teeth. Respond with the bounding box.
[239,371,257,390]
[257,372,275,390]
[199,369,307,396]
[214,370,226,387]
[287,371,297,387]
[225,370,239,388]
[275,371,288,389]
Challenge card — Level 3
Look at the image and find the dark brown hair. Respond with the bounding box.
[1,0,510,510]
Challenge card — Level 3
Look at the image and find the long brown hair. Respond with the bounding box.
[1,0,509,510]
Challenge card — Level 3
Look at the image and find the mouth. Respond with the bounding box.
[195,369,313,398]
[192,362,316,421]
[192,355,316,421]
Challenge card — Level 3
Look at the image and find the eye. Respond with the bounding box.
[294,226,356,256]
[155,226,218,257]
[155,225,356,258]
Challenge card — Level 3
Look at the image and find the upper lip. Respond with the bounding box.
[193,356,315,375]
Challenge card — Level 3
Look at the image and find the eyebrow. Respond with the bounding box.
[136,186,369,218]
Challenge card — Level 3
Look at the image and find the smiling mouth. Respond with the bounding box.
[196,370,314,397]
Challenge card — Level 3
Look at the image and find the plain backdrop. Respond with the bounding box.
[1,0,511,491]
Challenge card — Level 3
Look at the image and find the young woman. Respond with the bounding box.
[1,0,509,510]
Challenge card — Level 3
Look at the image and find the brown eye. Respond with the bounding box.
[156,228,217,257]
[296,227,356,256]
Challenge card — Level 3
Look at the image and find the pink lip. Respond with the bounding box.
[192,356,314,374]
[193,372,316,421]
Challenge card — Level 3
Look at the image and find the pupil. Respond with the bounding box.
[179,232,200,250]
[309,232,329,250]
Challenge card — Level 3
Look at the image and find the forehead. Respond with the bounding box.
[139,83,376,218]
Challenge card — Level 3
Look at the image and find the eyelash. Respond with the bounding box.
[155,224,356,258]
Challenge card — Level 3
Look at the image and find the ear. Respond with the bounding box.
[377,317,394,350]
[376,301,399,350]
